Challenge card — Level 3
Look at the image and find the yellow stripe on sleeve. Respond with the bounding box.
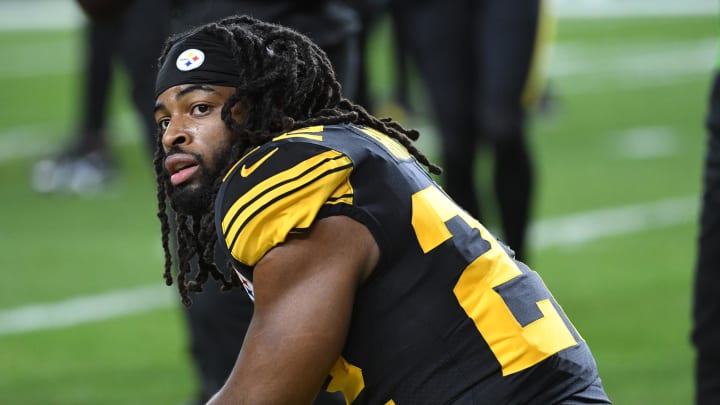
[221,150,354,265]
[272,125,325,142]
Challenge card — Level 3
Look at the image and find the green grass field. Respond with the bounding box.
[0,9,715,405]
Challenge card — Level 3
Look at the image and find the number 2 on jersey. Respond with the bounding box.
[411,186,578,376]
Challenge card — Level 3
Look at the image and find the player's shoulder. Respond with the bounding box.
[221,125,351,191]
[215,125,358,266]
[216,122,412,219]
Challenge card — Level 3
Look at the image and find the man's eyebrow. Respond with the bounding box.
[153,102,166,114]
[176,84,217,99]
[154,85,218,114]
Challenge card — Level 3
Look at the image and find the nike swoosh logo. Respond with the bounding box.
[240,147,279,177]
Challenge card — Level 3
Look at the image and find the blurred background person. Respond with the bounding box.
[692,26,720,405]
[32,0,170,194]
[387,0,554,262]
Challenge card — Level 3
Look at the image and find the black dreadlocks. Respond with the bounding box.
[154,15,441,307]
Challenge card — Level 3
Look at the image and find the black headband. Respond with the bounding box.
[154,30,241,99]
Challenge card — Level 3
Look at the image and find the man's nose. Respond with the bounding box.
[162,120,190,149]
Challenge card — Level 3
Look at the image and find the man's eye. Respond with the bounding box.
[158,118,170,131]
[193,104,211,114]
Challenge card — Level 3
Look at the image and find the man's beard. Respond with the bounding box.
[168,173,216,216]
[168,150,233,217]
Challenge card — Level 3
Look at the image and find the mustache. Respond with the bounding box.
[165,146,205,166]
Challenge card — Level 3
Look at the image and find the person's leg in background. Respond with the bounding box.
[32,16,122,194]
[390,0,544,262]
[477,0,543,261]
[72,20,118,156]
[390,0,480,220]
[118,0,171,156]
[693,70,720,405]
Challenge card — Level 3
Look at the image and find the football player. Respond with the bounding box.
[152,15,611,404]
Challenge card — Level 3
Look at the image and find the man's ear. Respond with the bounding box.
[230,103,245,125]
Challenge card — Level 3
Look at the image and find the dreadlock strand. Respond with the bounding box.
[351,106,443,175]
[184,216,207,293]
[198,199,237,291]
[382,118,420,141]
[153,134,175,286]
[175,214,195,307]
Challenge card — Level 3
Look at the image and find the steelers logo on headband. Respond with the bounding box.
[176,49,205,71]
[155,29,244,99]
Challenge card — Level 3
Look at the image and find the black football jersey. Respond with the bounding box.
[215,124,608,404]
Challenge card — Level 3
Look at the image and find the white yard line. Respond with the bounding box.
[0,285,175,335]
[554,0,717,18]
[546,38,717,94]
[0,195,699,336]
[0,111,143,164]
[0,0,84,32]
[550,39,717,80]
[529,196,698,249]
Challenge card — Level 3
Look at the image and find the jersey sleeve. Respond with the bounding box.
[216,140,355,267]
